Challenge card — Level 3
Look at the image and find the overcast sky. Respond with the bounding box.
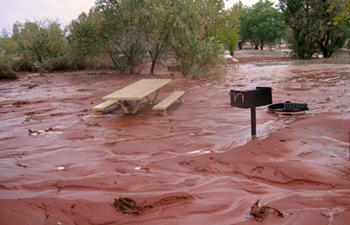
[0,0,276,32]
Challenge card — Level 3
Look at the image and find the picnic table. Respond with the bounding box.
[102,79,172,114]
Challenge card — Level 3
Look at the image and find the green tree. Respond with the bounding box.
[12,19,66,63]
[68,0,226,77]
[167,0,225,77]
[279,0,317,57]
[313,0,350,57]
[0,30,17,79]
[136,0,174,75]
[92,0,225,77]
[96,0,147,73]
[68,9,104,58]
[0,29,16,56]
[279,0,349,58]
[219,1,243,55]
[240,0,285,50]
[330,0,350,25]
[240,7,257,49]
[71,0,168,74]
[133,0,225,75]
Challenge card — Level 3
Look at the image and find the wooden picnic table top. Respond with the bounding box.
[102,79,172,101]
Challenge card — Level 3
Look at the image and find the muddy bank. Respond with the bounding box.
[0,58,349,225]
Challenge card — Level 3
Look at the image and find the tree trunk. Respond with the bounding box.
[238,42,243,50]
[319,30,333,58]
[260,40,264,50]
[253,41,259,50]
[149,47,161,75]
[150,58,156,75]
[321,49,332,58]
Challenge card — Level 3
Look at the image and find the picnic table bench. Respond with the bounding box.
[152,91,185,115]
[92,100,119,112]
[95,79,171,114]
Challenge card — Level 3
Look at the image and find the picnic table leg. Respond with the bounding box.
[118,100,130,114]
[145,89,161,104]
[131,100,142,114]
[153,89,161,102]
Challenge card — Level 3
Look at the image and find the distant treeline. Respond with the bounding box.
[1,0,349,79]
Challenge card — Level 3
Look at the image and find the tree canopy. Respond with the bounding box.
[279,0,350,58]
[69,0,229,77]
[12,20,66,63]
[220,1,243,55]
[240,0,286,50]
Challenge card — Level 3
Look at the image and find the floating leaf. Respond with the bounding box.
[113,197,142,215]
[250,200,285,220]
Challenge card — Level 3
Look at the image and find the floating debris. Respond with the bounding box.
[54,180,64,192]
[28,129,41,136]
[20,83,38,89]
[55,166,65,170]
[23,112,37,123]
[25,112,36,116]
[44,127,57,132]
[16,162,28,168]
[250,200,285,220]
[113,197,142,215]
[28,127,60,136]
[134,166,151,172]
[86,122,100,127]
[13,100,28,106]
[78,112,93,121]
[50,113,63,117]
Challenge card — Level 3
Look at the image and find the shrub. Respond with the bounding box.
[174,37,225,78]
[41,56,71,72]
[11,57,36,72]
[41,55,90,72]
[0,61,17,79]
[70,57,89,70]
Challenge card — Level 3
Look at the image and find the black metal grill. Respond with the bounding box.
[230,87,273,136]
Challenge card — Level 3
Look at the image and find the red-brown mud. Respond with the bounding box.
[1,56,350,225]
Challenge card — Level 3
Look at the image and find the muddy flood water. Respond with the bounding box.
[0,56,350,225]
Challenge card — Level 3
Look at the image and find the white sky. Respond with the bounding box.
[0,0,95,32]
[0,0,277,32]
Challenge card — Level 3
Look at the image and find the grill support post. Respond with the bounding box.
[250,107,257,136]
